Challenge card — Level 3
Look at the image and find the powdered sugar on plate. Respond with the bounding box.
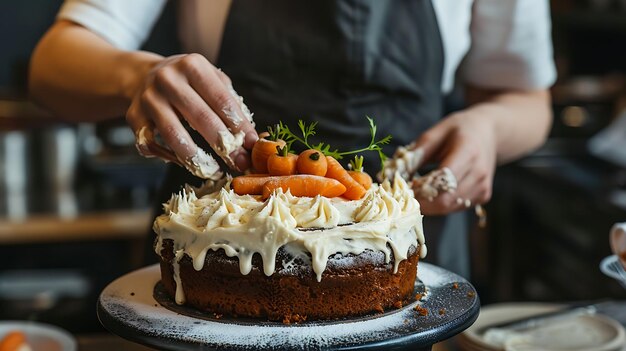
[98,263,479,350]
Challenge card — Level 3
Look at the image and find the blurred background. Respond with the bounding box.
[0,0,626,348]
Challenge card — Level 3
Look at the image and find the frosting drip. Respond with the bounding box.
[153,174,426,303]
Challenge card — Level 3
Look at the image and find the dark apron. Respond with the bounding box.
[146,0,456,271]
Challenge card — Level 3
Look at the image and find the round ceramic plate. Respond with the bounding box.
[97,263,479,350]
[0,321,76,351]
[458,303,626,351]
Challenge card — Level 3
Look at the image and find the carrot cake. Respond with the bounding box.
[153,119,426,322]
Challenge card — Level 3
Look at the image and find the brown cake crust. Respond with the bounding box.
[159,239,419,322]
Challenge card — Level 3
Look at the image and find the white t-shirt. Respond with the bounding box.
[57,0,556,93]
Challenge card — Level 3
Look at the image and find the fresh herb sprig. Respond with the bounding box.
[349,155,365,172]
[277,116,391,170]
[265,123,283,141]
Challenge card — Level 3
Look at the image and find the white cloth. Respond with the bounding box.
[57,0,556,93]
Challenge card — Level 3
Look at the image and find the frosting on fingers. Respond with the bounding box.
[135,126,223,180]
[378,143,423,182]
[179,146,224,180]
[411,167,457,201]
[228,85,255,126]
[215,129,246,168]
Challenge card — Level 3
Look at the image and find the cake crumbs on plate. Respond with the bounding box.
[438,308,446,315]
[214,313,223,319]
[467,291,476,298]
[282,314,307,325]
[414,293,423,301]
[414,306,428,316]
[393,300,403,309]
[452,282,459,289]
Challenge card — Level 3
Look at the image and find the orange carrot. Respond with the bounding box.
[0,331,26,351]
[325,156,366,200]
[348,170,372,190]
[251,132,286,173]
[296,149,328,176]
[267,146,298,176]
[232,174,275,195]
[347,155,371,189]
[262,175,346,199]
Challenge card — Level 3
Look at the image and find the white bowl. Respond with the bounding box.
[457,303,625,351]
[0,321,76,351]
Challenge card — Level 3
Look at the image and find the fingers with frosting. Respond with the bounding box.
[127,53,259,179]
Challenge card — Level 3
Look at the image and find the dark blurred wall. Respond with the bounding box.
[0,1,64,95]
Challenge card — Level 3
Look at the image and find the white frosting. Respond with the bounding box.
[291,195,341,229]
[378,144,423,182]
[182,147,224,180]
[154,174,425,304]
[173,249,185,304]
[134,126,224,180]
[411,167,458,201]
[215,130,245,168]
[134,126,179,165]
[228,85,255,126]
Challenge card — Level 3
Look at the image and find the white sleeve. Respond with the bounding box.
[57,0,167,50]
[459,0,557,90]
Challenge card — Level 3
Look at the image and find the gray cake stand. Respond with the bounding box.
[98,263,480,350]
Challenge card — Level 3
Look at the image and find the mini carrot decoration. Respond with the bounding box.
[296,149,328,176]
[278,117,391,173]
[262,175,346,199]
[251,128,286,173]
[267,146,298,176]
[325,156,366,200]
[348,155,372,190]
[0,331,26,351]
[232,174,275,195]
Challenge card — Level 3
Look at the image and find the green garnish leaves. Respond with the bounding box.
[275,145,289,157]
[275,116,391,171]
[349,155,364,172]
[266,124,282,141]
[310,142,341,159]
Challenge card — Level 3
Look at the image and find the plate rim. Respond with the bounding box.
[97,263,480,350]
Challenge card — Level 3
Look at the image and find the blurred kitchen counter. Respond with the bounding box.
[0,210,151,244]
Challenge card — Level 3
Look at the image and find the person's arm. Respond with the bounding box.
[30,21,159,121]
[463,86,552,164]
[411,0,555,215]
[413,86,552,215]
[30,21,257,172]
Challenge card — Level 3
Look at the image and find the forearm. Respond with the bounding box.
[463,86,552,164]
[29,21,162,122]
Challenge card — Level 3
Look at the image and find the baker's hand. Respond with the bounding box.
[412,112,496,215]
[126,53,258,174]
